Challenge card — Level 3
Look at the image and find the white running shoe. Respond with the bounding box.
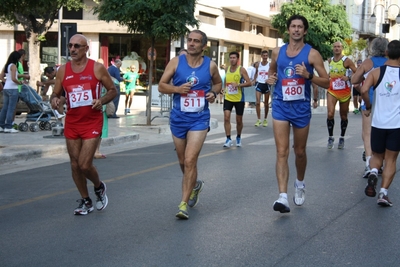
[293,183,305,206]
[94,182,108,211]
[273,196,290,213]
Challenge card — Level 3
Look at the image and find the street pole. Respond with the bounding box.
[57,7,62,65]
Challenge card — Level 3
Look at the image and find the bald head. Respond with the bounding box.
[70,34,88,46]
[332,41,343,56]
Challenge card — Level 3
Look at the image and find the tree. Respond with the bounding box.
[93,0,199,125]
[0,0,83,86]
[271,0,353,60]
[344,38,368,61]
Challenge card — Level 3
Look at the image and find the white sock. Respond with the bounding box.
[366,156,371,167]
[379,188,388,196]
[295,179,304,188]
[371,168,378,174]
[279,193,288,199]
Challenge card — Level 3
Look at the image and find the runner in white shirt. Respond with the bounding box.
[254,50,271,127]
[361,40,400,207]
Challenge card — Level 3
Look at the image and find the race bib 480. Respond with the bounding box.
[282,78,305,101]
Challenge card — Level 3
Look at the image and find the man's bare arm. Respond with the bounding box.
[309,49,329,89]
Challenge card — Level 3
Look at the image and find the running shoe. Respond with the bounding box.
[377,193,393,207]
[378,167,383,176]
[362,166,371,179]
[293,183,305,206]
[273,196,290,213]
[223,139,232,147]
[327,137,334,149]
[338,137,345,149]
[362,150,366,162]
[176,201,189,219]
[188,180,204,208]
[254,120,261,127]
[365,172,378,197]
[353,109,360,114]
[236,137,242,147]
[263,119,268,127]
[94,182,108,211]
[74,198,94,215]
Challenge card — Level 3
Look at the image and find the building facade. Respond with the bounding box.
[0,0,284,84]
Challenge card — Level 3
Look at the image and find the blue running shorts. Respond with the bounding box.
[272,100,311,128]
[170,117,210,139]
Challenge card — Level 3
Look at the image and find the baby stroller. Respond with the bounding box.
[18,85,61,132]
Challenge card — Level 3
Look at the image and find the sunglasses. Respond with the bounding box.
[68,43,86,49]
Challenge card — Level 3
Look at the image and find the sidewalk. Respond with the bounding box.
[0,95,222,167]
[0,93,353,167]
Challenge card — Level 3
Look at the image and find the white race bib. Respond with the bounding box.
[259,71,268,83]
[67,83,94,108]
[282,78,305,101]
[331,78,346,90]
[226,83,238,95]
[180,90,205,112]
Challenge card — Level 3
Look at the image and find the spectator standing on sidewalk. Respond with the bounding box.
[246,62,256,108]
[107,59,123,118]
[0,51,23,133]
[17,49,30,93]
[217,64,226,104]
[351,59,363,114]
[158,30,222,219]
[94,58,108,159]
[267,14,329,213]
[50,34,117,215]
[361,40,400,207]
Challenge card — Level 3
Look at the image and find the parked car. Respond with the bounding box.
[0,90,30,115]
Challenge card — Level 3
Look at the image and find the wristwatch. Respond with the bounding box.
[211,91,217,98]
[307,73,314,80]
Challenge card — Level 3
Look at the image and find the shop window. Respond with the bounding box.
[100,34,169,85]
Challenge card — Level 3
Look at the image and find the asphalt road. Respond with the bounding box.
[1,112,400,267]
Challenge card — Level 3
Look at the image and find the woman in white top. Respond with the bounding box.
[0,51,23,133]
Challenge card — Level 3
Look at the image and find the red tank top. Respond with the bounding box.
[62,59,103,126]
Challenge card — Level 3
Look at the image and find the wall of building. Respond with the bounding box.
[0,0,279,74]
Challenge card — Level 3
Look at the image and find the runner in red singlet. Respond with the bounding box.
[50,34,117,215]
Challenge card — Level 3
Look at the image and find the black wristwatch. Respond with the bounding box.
[211,91,217,98]
[307,73,314,80]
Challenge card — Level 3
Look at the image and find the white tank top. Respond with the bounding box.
[256,62,270,83]
[4,64,19,89]
[372,65,400,129]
